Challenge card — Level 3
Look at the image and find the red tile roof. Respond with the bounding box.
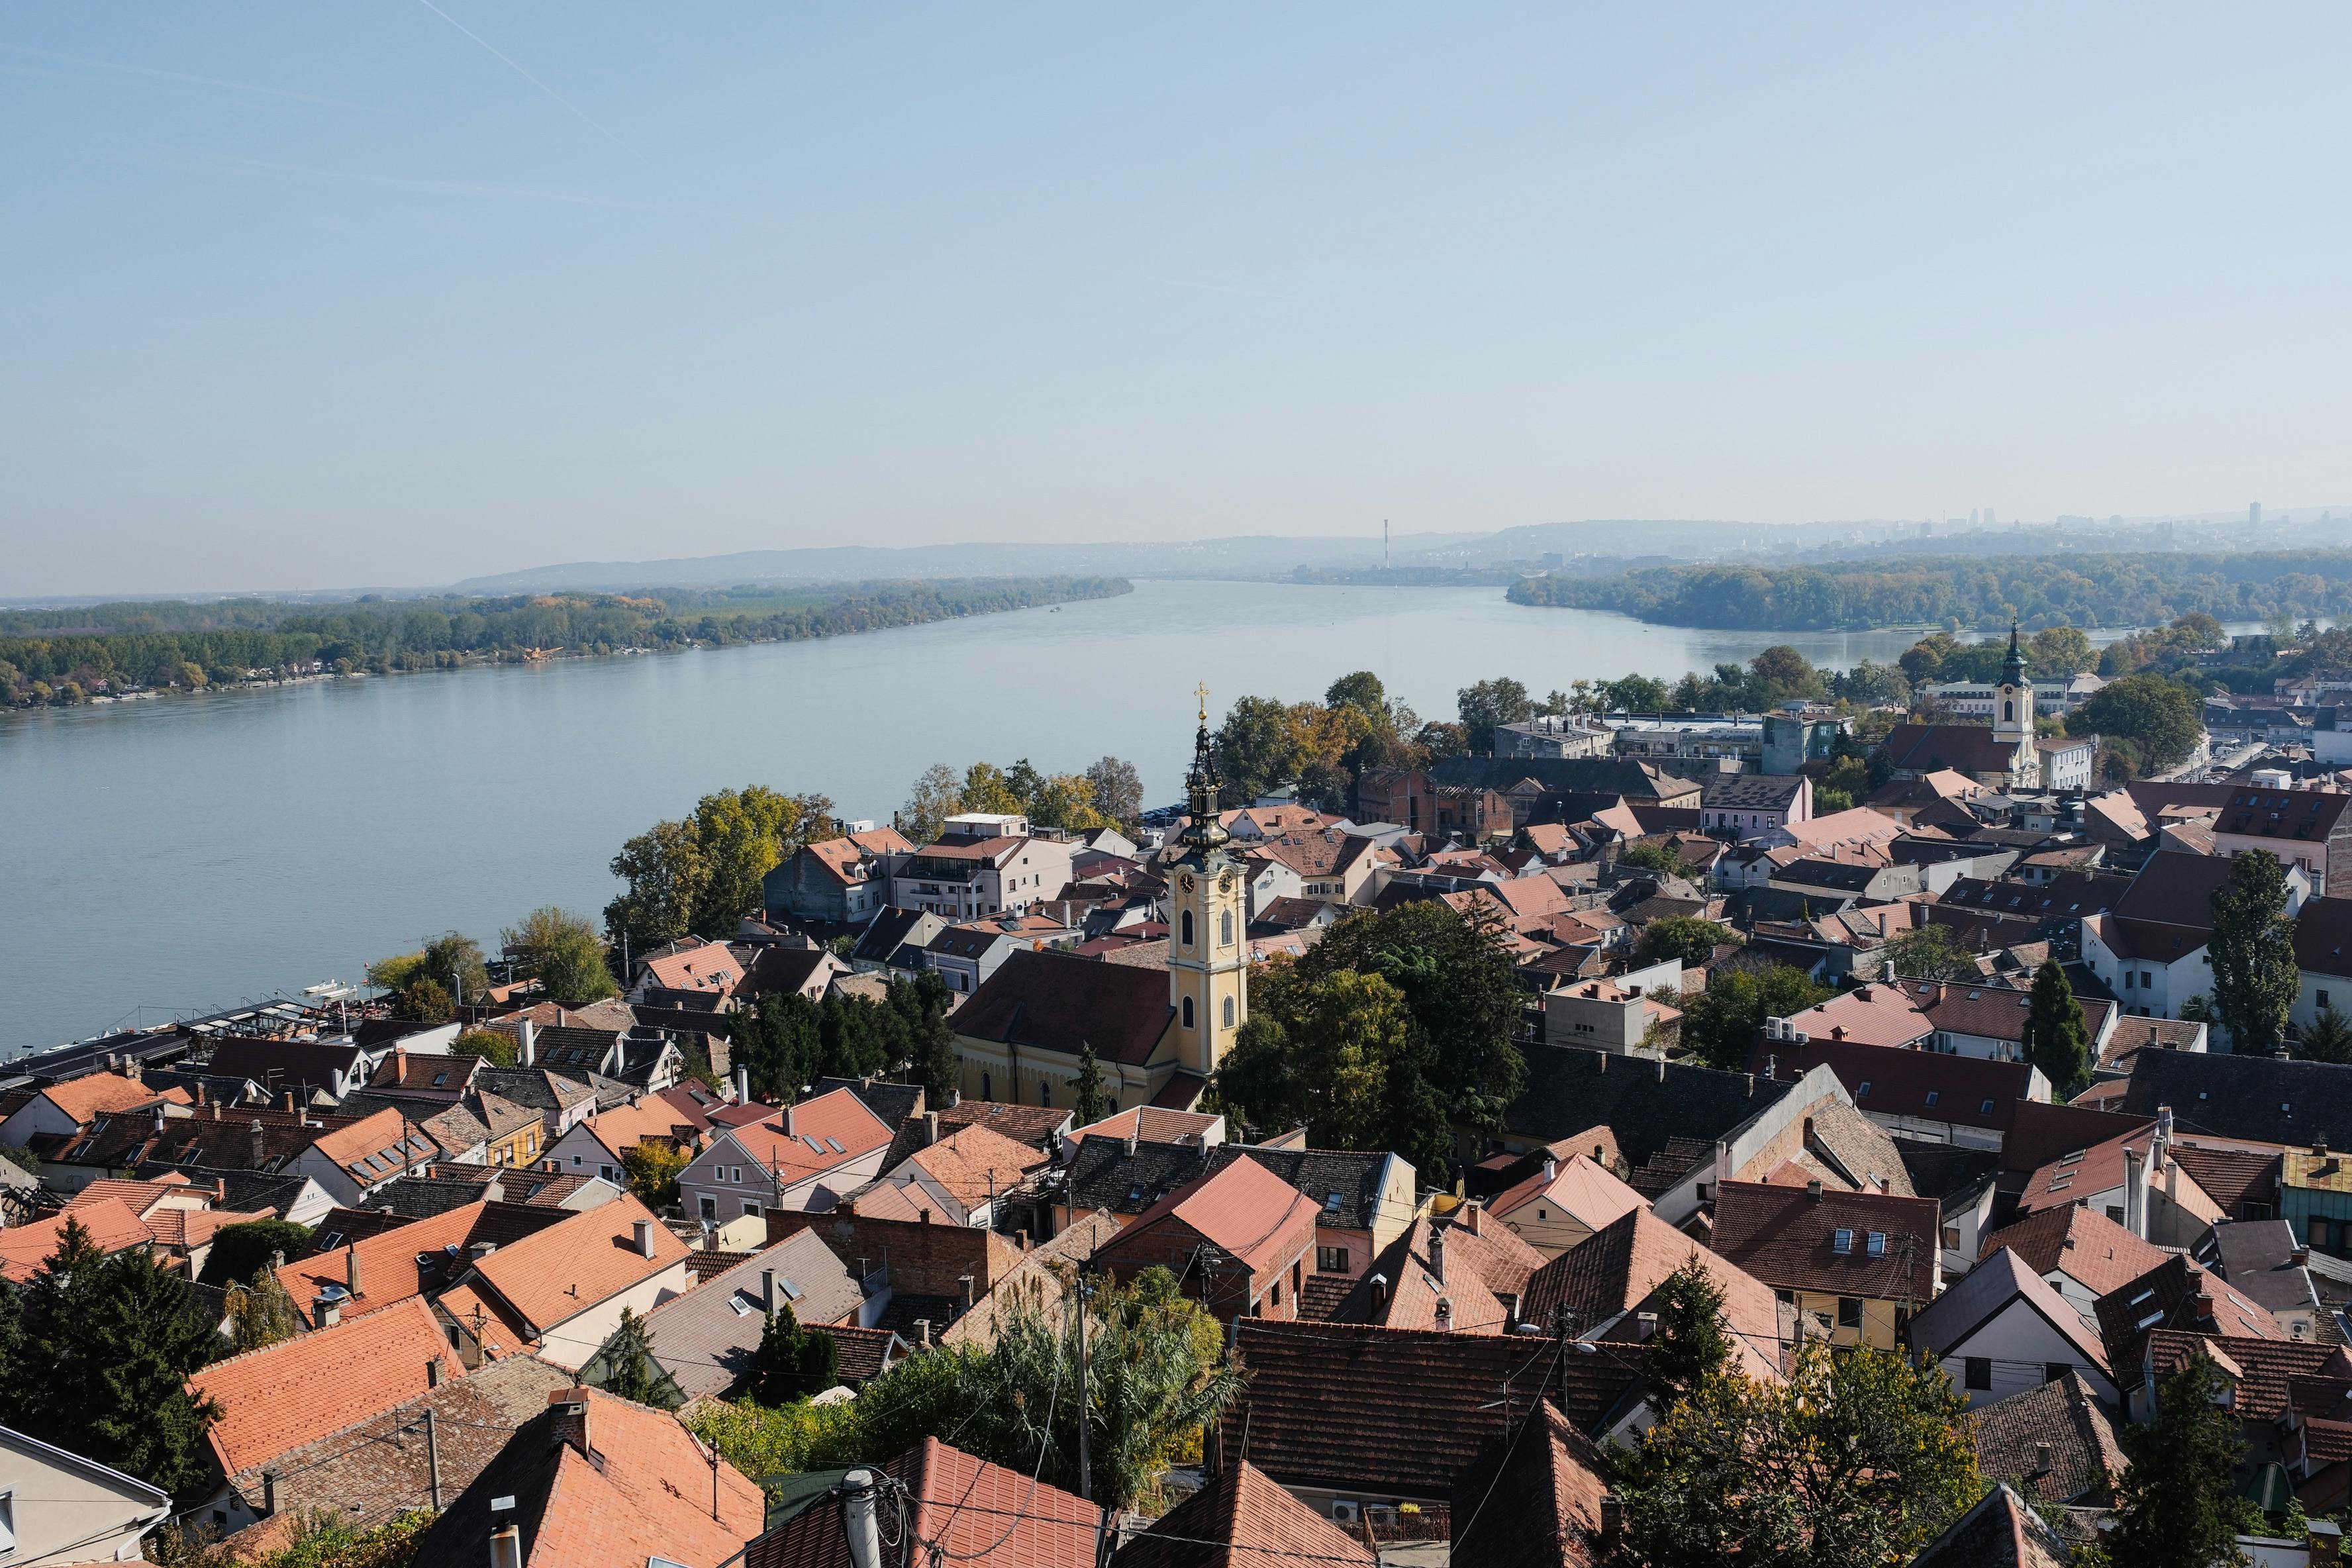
[1708,1181,1940,1303]
[719,1087,896,1185]
[1521,1208,1781,1382]
[189,1296,463,1478]
[747,1437,1096,1568]
[1977,1205,2171,1300]
[2143,1331,2352,1422]
[0,1198,154,1282]
[641,939,743,997]
[1118,1459,1376,1568]
[1448,1402,1613,1568]
[36,1073,180,1125]
[1488,1153,1647,1235]
[460,1195,687,1338]
[1125,1157,1320,1272]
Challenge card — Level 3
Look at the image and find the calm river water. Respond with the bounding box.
[0,580,1963,1053]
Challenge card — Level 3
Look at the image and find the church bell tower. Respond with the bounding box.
[1994,621,2031,742]
[1169,687,1248,1078]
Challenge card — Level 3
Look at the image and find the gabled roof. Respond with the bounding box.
[202,1038,363,1095]
[2123,1049,2352,1147]
[2092,1254,2285,1372]
[952,949,1175,1065]
[1065,1105,1221,1150]
[1335,1211,1546,1334]
[0,1197,154,1282]
[1978,1204,2171,1300]
[310,1106,442,1187]
[418,1385,765,1568]
[1118,1157,1318,1272]
[2143,1330,2352,1422]
[2016,1122,2212,1217]
[1909,1483,2073,1568]
[1505,1047,1793,1168]
[641,1232,863,1402]
[640,939,742,996]
[1520,1208,1780,1381]
[1907,1248,2110,1374]
[1060,1138,1212,1217]
[189,1296,463,1480]
[1447,1402,1613,1568]
[1488,1153,1647,1235]
[717,1087,896,1188]
[28,1072,179,1126]
[1969,1371,2124,1505]
[746,1437,1096,1568]
[1749,1037,2031,1138]
[458,1195,687,1338]
[893,1120,1052,1211]
[1879,723,2030,777]
[1115,1459,1376,1568]
[1708,1181,1939,1303]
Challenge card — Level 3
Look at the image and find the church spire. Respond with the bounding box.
[1179,685,1229,855]
[2001,620,2028,688]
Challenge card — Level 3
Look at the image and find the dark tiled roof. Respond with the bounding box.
[1700,774,1807,811]
[1117,1460,1377,1568]
[1222,1320,1639,1498]
[1447,1403,1613,1568]
[2169,1144,2283,1218]
[1911,1484,2073,1568]
[1428,755,1689,803]
[1507,1047,1790,1168]
[2092,1255,2284,1373]
[1893,1140,2001,1204]
[952,950,1173,1065]
[2296,896,2352,981]
[812,1076,926,1129]
[1749,1038,2030,1138]
[1969,1372,2125,1505]
[1708,1181,1939,1302]
[1059,1138,1213,1218]
[2121,1050,2352,1148]
[1880,724,2028,777]
[2142,1330,2352,1422]
[1202,1146,1389,1231]
[201,1038,362,1096]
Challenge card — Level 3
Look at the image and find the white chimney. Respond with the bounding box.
[735,1065,751,1105]
[632,1218,656,1259]
[518,1018,536,1068]
[2123,1145,2148,1240]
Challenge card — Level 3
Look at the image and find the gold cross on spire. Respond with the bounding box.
[1195,682,1210,725]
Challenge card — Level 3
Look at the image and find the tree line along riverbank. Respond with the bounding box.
[0,576,1131,707]
[1506,548,2352,632]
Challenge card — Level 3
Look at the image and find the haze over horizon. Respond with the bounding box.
[7,3,2352,597]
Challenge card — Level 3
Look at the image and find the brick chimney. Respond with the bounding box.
[1807,1179,1824,1200]
[1429,1228,1446,1284]
[546,1387,591,1457]
[346,1244,362,1298]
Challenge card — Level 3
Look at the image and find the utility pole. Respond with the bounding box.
[1076,1274,1093,1502]
[423,1407,441,1510]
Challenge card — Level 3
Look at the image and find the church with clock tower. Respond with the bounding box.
[942,692,1248,1116]
[1167,689,1250,1077]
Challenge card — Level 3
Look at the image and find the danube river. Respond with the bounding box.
[0,579,1949,1054]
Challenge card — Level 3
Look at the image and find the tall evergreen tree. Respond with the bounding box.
[2209,848,2298,1054]
[1073,1044,1109,1128]
[751,1304,809,1406]
[597,1306,671,1408]
[2102,1351,2253,1568]
[7,1220,222,1496]
[2026,958,2093,1097]
[1647,1260,1734,1407]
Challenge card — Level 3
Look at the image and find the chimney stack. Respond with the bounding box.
[491,1524,522,1568]
[346,1245,362,1298]
[1124,1132,1138,1157]
[924,1111,940,1147]
[518,1018,536,1068]
[958,1273,975,1311]
[250,1118,266,1167]
[1429,1228,1446,1283]
[2032,1442,2052,1475]
[262,1471,277,1518]
[1807,1179,1824,1200]
[547,1388,591,1457]
[632,1219,656,1259]
[1542,1157,1557,1184]
[281,1091,297,1112]
[426,1357,441,1388]
[762,1269,776,1312]
[916,1319,932,1348]
[783,1102,796,1137]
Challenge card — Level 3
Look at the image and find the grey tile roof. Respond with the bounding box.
[1968,1372,2126,1505]
[1057,1138,1211,1217]
[1202,1145,1391,1231]
[641,1232,863,1402]
[2122,1050,2352,1148]
[1506,1046,1792,1169]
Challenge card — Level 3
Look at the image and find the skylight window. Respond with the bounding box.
[826,1138,845,1154]
[1924,1091,1940,1106]
[1980,1099,1996,1114]
[1866,1232,1886,1257]
[1832,1229,1854,1254]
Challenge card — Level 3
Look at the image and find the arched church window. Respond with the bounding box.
[981,1073,991,1100]
[1181,910,1195,947]
[1222,995,1236,1028]
[1220,908,1234,946]
[1182,997,1195,1029]
[2002,699,2014,723]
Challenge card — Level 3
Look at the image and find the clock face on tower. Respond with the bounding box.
[1177,872,1197,893]
[1218,871,1235,893]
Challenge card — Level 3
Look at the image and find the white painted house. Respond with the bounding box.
[1906,1248,2121,1410]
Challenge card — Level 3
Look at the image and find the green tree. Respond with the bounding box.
[450,1028,518,1067]
[1602,673,1673,712]
[420,932,491,1008]
[1457,677,1536,754]
[891,973,961,1106]
[1214,964,1410,1151]
[1680,964,1832,1071]
[901,763,963,843]
[620,1141,688,1207]
[2300,1001,2352,1064]
[1646,1259,1734,1408]
[2209,849,2298,1054]
[398,977,454,1024]
[595,1307,673,1408]
[1638,916,1734,968]
[748,1302,841,1405]
[504,906,619,1004]
[2078,673,2206,773]
[736,991,823,1101]
[1081,756,1144,833]
[2029,624,2098,675]
[2098,1351,2253,1568]
[1214,695,1300,807]
[1613,1342,1980,1568]
[959,762,1024,815]
[198,1219,314,1287]
[1073,1043,1109,1128]
[605,817,704,957]
[1746,646,1826,705]
[688,786,833,936]
[1324,670,1387,718]
[223,1266,301,1353]
[1617,840,1683,875]
[1884,922,1976,981]
[5,1220,223,1495]
[2026,957,2093,1098]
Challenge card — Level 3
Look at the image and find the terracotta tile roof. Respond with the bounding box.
[899,1121,1052,1211]
[36,1073,179,1125]
[0,1197,153,1282]
[1486,1152,1655,1241]
[719,1087,896,1186]
[953,949,1175,1065]
[2017,1123,2218,1217]
[641,939,744,997]
[228,1353,573,1533]
[421,1386,765,1568]
[579,1095,706,1163]
[64,1174,203,1219]
[149,1204,271,1253]
[2143,1330,2352,1422]
[1772,984,1932,1049]
[310,1106,441,1186]
[746,1437,1095,1568]
[1065,1106,1222,1150]
[1122,1157,1319,1272]
[1223,1320,1640,1498]
[1447,1402,1612,1568]
[1708,1181,1940,1303]
[368,1049,479,1094]
[2092,1255,2286,1371]
[943,1211,1126,1349]
[1341,1211,1546,1334]
[1979,1204,2171,1300]
[821,1323,905,1383]
[1522,1208,1781,1381]
[462,1195,687,1338]
[189,1297,464,1479]
[1117,1459,1376,1568]
[1969,1372,2125,1506]
[1201,1145,1393,1233]
[274,1199,567,1326]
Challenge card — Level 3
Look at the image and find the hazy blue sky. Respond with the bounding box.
[5,4,2350,595]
